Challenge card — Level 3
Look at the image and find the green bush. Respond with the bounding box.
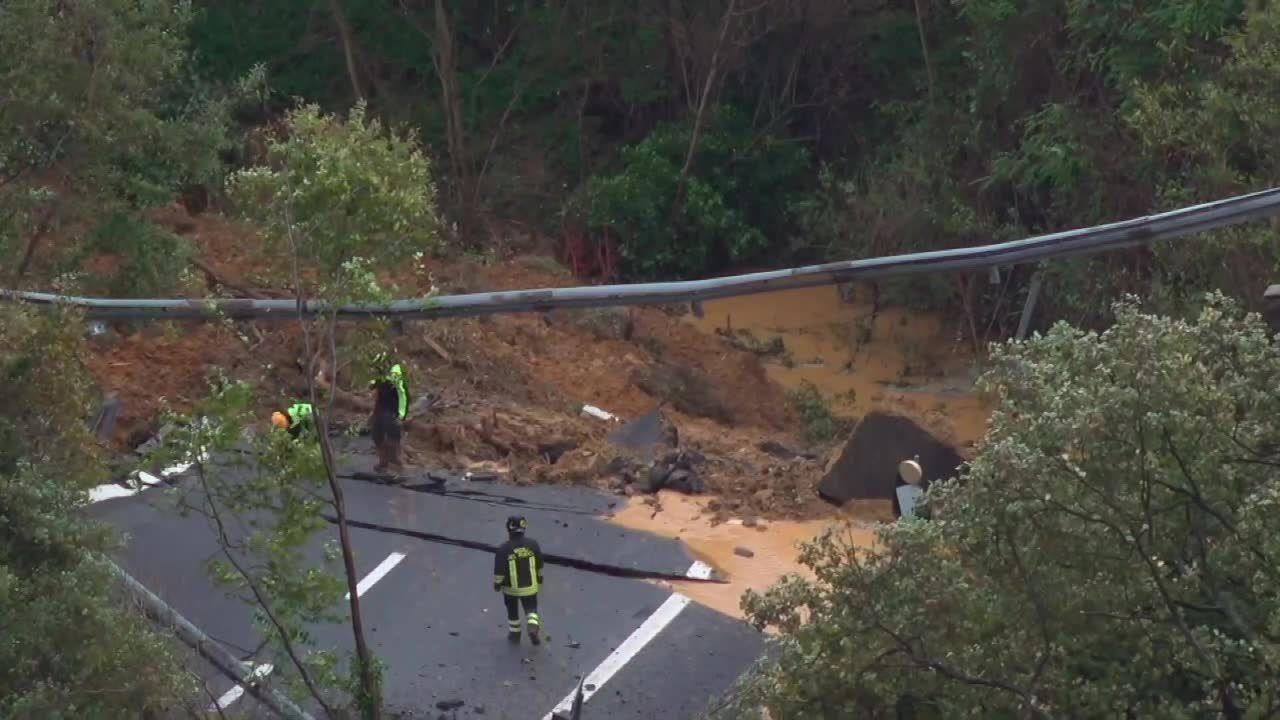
[790,382,850,445]
[582,107,811,280]
[80,215,194,297]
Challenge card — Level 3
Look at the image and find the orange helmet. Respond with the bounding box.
[271,411,289,429]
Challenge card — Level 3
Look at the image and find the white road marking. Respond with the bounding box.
[88,484,137,503]
[87,452,206,504]
[544,561,707,719]
[686,560,714,580]
[345,552,407,600]
[208,663,274,711]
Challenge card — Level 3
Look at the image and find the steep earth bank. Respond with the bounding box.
[79,204,991,527]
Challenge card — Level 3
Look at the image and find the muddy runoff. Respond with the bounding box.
[685,284,990,449]
[612,492,876,622]
[606,284,990,620]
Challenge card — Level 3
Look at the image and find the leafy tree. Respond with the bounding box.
[731,295,1280,719]
[163,102,440,719]
[582,107,810,279]
[0,305,197,717]
[0,0,243,295]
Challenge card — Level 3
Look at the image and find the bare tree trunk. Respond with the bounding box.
[432,0,475,241]
[328,0,365,102]
[671,0,737,218]
[284,185,382,720]
[14,208,54,280]
[314,402,382,719]
[913,0,936,105]
[193,463,339,718]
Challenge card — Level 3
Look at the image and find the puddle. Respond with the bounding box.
[612,491,877,621]
[685,285,991,447]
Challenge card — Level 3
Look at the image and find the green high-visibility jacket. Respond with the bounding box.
[287,403,313,425]
[387,364,408,420]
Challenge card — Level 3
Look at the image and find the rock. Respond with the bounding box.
[758,440,817,461]
[435,699,465,711]
[734,547,755,558]
[607,405,678,463]
[642,463,670,493]
[538,440,578,465]
[564,307,634,341]
[630,363,733,423]
[742,516,759,528]
[818,411,963,506]
[473,706,486,715]
[664,469,705,494]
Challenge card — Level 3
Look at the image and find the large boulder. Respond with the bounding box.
[818,411,963,505]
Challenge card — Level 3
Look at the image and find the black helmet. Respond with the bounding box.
[506,515,527,534]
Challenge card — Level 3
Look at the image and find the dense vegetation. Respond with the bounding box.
[0,306,196,717]
[180,0,1280,327]
[728,296,1280,718]
[4,1,1280,718]
[7,0,1280,327]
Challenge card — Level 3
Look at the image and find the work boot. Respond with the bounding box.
[507,630,522,644]
[528,623,541,646]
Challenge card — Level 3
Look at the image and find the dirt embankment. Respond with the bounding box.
[78,203,990,524]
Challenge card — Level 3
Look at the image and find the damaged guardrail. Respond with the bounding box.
[5,186,1280,321]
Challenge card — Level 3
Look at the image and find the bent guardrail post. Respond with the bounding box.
[5,186,1280,321]
[104,557,316,720]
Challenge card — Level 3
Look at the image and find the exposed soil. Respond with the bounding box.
[76,203,992,522]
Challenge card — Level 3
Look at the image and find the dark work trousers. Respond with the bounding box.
[503,593,540,634]
[370,409,402,447]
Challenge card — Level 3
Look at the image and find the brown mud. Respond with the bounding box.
[613,491,877,622]
[76,204,992,524]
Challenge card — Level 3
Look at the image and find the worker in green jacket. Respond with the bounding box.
[271,402,313,439]
[369,353,408,475]
[494,515,545,644]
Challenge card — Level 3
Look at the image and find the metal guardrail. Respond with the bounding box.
[5,187,1280,321]
[105,557,316,720]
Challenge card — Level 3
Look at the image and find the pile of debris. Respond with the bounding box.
[598,404,706,495]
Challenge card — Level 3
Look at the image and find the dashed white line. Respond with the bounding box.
[544,561,710,719]
[209,663,274,711]
[345,552,407,600]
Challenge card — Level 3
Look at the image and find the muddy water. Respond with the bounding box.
[685,285,991,448]
[613,492,876,621]
[608,285,990,621]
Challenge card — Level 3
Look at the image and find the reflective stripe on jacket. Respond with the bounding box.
[494,536,544,597]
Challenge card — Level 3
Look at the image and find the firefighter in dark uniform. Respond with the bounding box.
[494,515,544,644]
[369,354,408,475]
[271,402,313,440]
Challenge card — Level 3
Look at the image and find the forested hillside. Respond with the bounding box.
[186,0,1280,323]
[7,1,1280,327]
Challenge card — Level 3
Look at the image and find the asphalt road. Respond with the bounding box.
[89,451,764,719]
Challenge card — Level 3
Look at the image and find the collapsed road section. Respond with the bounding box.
[88,451,763,719]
